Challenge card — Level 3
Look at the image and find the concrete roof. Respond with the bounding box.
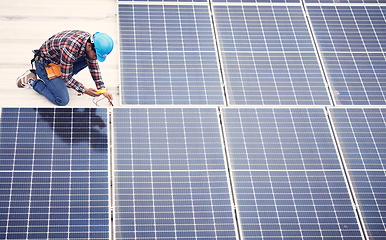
[0,0,119,108]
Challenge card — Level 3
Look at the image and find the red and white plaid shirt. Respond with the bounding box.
[38,30,104,93]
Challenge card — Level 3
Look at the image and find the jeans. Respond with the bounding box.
[32,58,88,106]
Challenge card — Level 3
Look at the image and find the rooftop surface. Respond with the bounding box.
[0,0,119,108]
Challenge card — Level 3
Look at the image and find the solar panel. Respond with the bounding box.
[221,108,363,239]
[329,108,386,239]
[213,5,331,105]
[113,108,237,239]
[119,3,224,105]
[307,5,386,105]
[0,108,110,240]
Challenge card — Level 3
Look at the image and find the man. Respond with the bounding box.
[16,30,114,106]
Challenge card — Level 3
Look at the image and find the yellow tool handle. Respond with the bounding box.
[97,89,107,94]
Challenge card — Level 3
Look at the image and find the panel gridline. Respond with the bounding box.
[119,4,224,105]
[0,108,110,240]
[113,108,237,239]
[307,5,386,105]
[330,108,386,239]
[214,5,331,105]
[222,108,363,239]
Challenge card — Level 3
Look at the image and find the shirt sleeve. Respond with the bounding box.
[86,58,105,89]
[60,45,86,93]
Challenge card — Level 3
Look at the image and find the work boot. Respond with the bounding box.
[17,70,36,88]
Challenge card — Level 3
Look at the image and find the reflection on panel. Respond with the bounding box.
[0,108,110,240]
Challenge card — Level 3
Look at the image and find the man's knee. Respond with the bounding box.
[55,95,70,106]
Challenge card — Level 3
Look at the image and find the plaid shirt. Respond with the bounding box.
[38,30,104,93]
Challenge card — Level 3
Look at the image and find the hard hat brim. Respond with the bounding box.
[97,53,107,62]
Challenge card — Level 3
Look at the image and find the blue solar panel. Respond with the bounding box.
[221,107,363,239]
[329,108,386,239]
[0,108,110,240]
[214,5,331,105]
[307,5,386,105]
[113,108,237,239]
[119,4,224,105]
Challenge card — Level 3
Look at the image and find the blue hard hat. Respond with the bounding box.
[93,32,114,62]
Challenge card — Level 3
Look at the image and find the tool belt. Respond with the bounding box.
[45,63,61,79]
[31,49,61,79]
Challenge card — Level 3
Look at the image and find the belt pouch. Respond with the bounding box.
[45,63,61,79]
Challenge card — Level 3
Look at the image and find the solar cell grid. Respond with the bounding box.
[0,108,108,171]
[113,108,225,171]
[0,108,110,240]
[113,108,237,239]
[221,107,363,239]
[214,5,331,105]
[119,4,224,105]
[329,108,386,239]
[233,170,363,240]
[114,170,236,239]
[349,170,386,240]
[222,108,341,170]
[330,108,386,170]
[307,6,386,53]
[323,52,386,105]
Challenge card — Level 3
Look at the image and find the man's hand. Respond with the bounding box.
[84,88,114,105]
[84,88,100,97]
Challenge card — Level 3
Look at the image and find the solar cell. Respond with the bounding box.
[113,108,237,239]
[221,107,363,239]
[0,108,110,240]
[214,5,331,105]
[329,108,386,239]
[119,4,224,105]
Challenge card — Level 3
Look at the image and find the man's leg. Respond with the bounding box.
[32,62,70,106]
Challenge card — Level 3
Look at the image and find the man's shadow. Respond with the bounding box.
[36,108,108,151]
